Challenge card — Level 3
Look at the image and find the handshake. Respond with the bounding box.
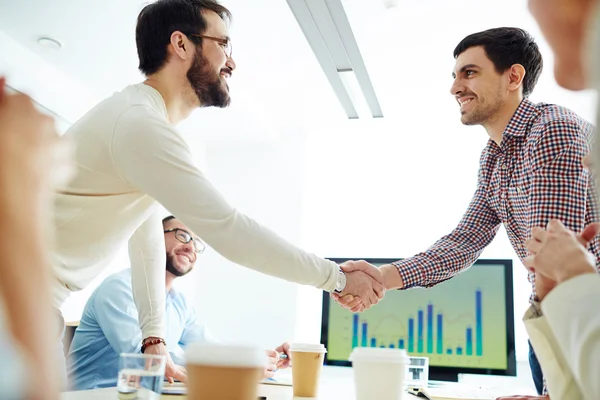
[331,261,391,313]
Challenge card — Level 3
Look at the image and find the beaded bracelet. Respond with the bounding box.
[141,337,166,353]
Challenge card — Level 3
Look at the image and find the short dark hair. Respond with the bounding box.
[136,0,232,76]
[453,27,543,97]
[162,215,176,227]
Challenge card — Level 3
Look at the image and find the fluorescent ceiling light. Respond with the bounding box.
[338,70,371,119]
[287,0,383,119]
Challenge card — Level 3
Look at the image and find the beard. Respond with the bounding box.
[186,47,231,108]
[166,254,192,277]
[461,90,503,126]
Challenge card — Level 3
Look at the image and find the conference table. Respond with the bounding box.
[60,365,538,400]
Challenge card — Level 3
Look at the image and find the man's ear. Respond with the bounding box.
[169,31,192,61]
[507,64,526,94]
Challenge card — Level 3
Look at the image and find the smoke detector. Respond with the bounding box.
[37,36,62,50]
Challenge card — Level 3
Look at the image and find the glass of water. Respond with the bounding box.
[118,353,166,400]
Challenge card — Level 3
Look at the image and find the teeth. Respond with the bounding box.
[460,99,472,106]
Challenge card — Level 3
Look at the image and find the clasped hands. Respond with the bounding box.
[331,260,387,313]
[524,219,599,301]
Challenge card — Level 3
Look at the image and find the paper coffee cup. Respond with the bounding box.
[349,347,409,400]
[185,343,266,400]
[289,343,327,397]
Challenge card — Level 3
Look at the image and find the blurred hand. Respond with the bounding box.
[528,0,597,90]
[144,341,187,383]
[526,220,599,299]
[495,396,549,400]
[265,349,278,379]
[331,260,386,313]
[275,342,291,369]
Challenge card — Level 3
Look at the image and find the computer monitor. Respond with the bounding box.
[321,258,516,381]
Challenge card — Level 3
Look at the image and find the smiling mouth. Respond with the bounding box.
[458,97,475,111]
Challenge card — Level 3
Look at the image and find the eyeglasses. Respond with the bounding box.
[190,34,232,58]
[164,228,206,254]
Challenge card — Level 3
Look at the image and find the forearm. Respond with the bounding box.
[380,264,404,290]
[0,207,57,397]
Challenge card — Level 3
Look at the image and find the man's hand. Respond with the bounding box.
[526,220,598,290]
[330,261,388,312]
[275,342,291,369]
[144,341,187,383]
[495,396,549,400]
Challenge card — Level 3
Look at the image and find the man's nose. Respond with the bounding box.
[226,56,236,71]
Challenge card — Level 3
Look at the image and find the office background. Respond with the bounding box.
[0,0,597,366]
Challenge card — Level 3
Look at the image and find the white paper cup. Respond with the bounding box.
[289,343,327,397]
[185,343,266,400]
[349,347,409,400]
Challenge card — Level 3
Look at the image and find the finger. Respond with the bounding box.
[265,349,276,357]
[268,357,277,367]
[530,226,546,242]
[331,293,340,300]
[346,297,362,309]
[335,294,355,306]
[583,154,591,169]
[522,256,535,272]
[580,222,600,245]
[525,238,542,255]
[264,369,275,379]
[372,282,385,300]
[170,366,187,383]
[546,219,567,232]
[350,304,363,313]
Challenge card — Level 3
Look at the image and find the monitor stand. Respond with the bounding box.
[428,371,459,382]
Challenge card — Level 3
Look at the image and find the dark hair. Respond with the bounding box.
[162,215,176,227]
[453,27,543,97]
[136,0,232,76]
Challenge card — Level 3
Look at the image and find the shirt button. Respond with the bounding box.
[501,164,507,170]
[517,187,522,194]
[500,193,506,199]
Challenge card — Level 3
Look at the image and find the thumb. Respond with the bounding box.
[580,222,600,246]
[340,261,361,273]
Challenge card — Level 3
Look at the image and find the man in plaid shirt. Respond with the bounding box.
[334,27,599,397]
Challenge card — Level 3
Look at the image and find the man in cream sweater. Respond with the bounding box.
[53,0,384,384]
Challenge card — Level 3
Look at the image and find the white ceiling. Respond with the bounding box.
[0,0,590,135]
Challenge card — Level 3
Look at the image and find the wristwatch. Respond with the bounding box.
[334,269,347,293]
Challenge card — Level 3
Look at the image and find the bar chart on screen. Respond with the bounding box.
[326,265,508,369]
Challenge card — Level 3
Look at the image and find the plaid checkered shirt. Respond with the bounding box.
[393,99,599,298]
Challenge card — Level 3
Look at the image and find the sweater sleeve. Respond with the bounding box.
[111,106,338,292]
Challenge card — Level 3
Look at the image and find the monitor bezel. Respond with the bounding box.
[320,258,516,381]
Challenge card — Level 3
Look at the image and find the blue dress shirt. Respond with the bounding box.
[67,269,214,390]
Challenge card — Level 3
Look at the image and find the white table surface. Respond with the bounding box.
[61,365,538,400]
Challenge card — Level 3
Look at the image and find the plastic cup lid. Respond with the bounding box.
[185,343,266,368]
[289,343,327,353]
[348,347,409,363]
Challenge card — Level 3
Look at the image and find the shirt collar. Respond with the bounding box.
[502,98,540,138]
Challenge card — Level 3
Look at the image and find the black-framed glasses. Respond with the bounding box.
[190,34,232,58]
[164,228,206,254]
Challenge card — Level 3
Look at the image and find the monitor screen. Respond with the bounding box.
[321,258,516,380]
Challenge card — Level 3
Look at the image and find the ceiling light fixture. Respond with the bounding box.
[287,0,384,119]
[37,36,62,50]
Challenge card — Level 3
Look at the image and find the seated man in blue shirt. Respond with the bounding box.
[67,215,290,390]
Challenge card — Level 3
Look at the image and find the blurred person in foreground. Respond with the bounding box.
[0,77,73,400]
[496,1,600,399]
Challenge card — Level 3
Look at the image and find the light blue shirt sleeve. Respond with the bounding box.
[91,274,143,355]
